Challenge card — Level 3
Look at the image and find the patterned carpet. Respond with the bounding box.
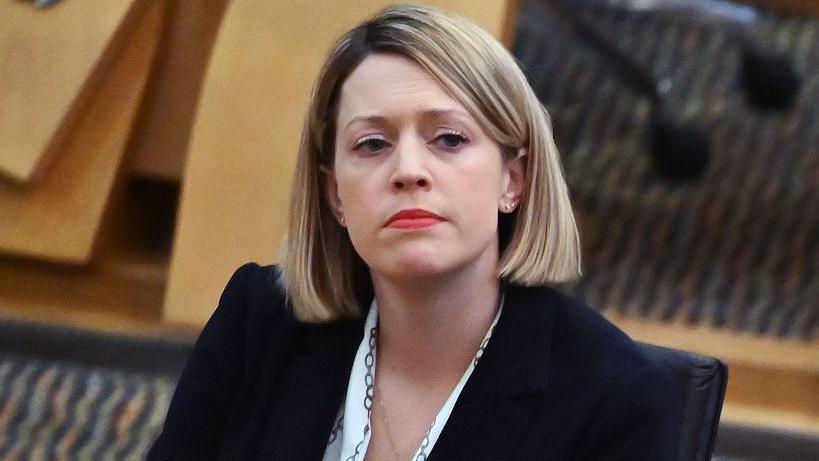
[0,354,174,460]
[514,0,819,341]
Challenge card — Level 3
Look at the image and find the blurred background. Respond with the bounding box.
[0,0,816,459]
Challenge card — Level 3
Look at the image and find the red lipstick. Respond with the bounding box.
[386,208,445,229]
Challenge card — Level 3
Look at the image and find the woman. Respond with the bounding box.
[149,4,682,460]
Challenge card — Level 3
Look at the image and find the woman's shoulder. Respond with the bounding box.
[508,284,683,458]
[208,263,303,358]
[221,262,292,319]
[512,283,676,389]
[531,285,685,458]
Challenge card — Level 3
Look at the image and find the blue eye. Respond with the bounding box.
[354,137,389,153]
[435,131,469,150]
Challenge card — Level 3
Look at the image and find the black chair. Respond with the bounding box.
[637,342,728,461]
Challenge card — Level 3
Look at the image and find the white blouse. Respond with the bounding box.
[322,298,503,461]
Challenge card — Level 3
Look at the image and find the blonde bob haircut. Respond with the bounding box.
[281,4,581,322]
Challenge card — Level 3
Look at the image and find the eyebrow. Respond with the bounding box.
[341,109,474,132]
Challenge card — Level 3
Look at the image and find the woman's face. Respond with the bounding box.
[325,53,523,281]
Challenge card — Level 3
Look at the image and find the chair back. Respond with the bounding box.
[637,342,728,461]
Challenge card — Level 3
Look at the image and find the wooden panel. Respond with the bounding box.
[127,0,230,181]
[0,0,165,263]
[723,363,819,435]
[606,311,819,435]
[501,0,521,48]
[164,0,510,326]
[0,0,140,183]
[722,402,819,437]
[605,311,819,372]
[0,256,169,339]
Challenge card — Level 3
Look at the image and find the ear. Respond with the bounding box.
[320,165,346,226]
[500,147,526,213]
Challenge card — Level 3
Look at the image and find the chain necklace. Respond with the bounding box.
[367,292,504,461]
[376,384,435,461]
[343,325,377,461]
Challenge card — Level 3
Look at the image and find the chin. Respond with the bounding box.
[371,249,452,279]
[362,239,496,281]
[393,259,446,277]
[386,250,475,280]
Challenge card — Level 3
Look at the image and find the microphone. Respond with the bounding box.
[650,105,711,181]
[604,0,760,26]
[543,0,713,180]
[740,46,801,110]
[603,0,802,110]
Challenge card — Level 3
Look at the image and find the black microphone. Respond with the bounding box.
[649,105,711,181]
[740,46,801,110]
[544,0,712,181]
[604,0,802,110]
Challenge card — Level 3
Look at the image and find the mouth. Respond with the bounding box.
[385,208,445,229]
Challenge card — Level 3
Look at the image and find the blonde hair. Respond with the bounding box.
[281,4,581,322]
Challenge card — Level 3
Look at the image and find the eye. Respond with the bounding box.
[353,135,390,154]
[433,130,469,151]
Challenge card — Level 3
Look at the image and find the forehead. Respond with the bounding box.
[337,53,467,123]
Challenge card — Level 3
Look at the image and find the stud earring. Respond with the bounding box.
[340,216,345,225]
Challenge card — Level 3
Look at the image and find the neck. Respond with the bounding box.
[370,255,501,385]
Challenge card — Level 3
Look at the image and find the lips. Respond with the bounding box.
[385,208,445,229]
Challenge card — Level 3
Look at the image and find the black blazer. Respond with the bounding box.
[148,263,683,460]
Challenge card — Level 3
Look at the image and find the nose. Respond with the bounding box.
[389,139,432,191]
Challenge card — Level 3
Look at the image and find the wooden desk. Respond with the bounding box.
[127,0,230,181]
[0,0,164,263]
[0,0,140,183]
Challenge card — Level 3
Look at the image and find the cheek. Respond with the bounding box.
[446,168,503,240]
[460,159,505,209]
[337,174,369,207]
[335,169,382,229]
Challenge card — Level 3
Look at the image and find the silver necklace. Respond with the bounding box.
[343,325,377,461]
[376,388,435,461]
[368,292,503,460]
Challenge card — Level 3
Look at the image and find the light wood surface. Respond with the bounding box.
[722,402,819,437]
[605,311,819,372]
[0,0,140,183]
[127,0,230,181]
[723,363,819,436]
[606,311,819,435]
[164,0,512,326]
[0,0,165,263]
[0,257,170,340]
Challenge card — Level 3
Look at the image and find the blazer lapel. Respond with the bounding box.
[258,316,365,460]
[428,283,555,461]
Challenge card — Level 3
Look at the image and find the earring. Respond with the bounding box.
[340,216,345,225]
